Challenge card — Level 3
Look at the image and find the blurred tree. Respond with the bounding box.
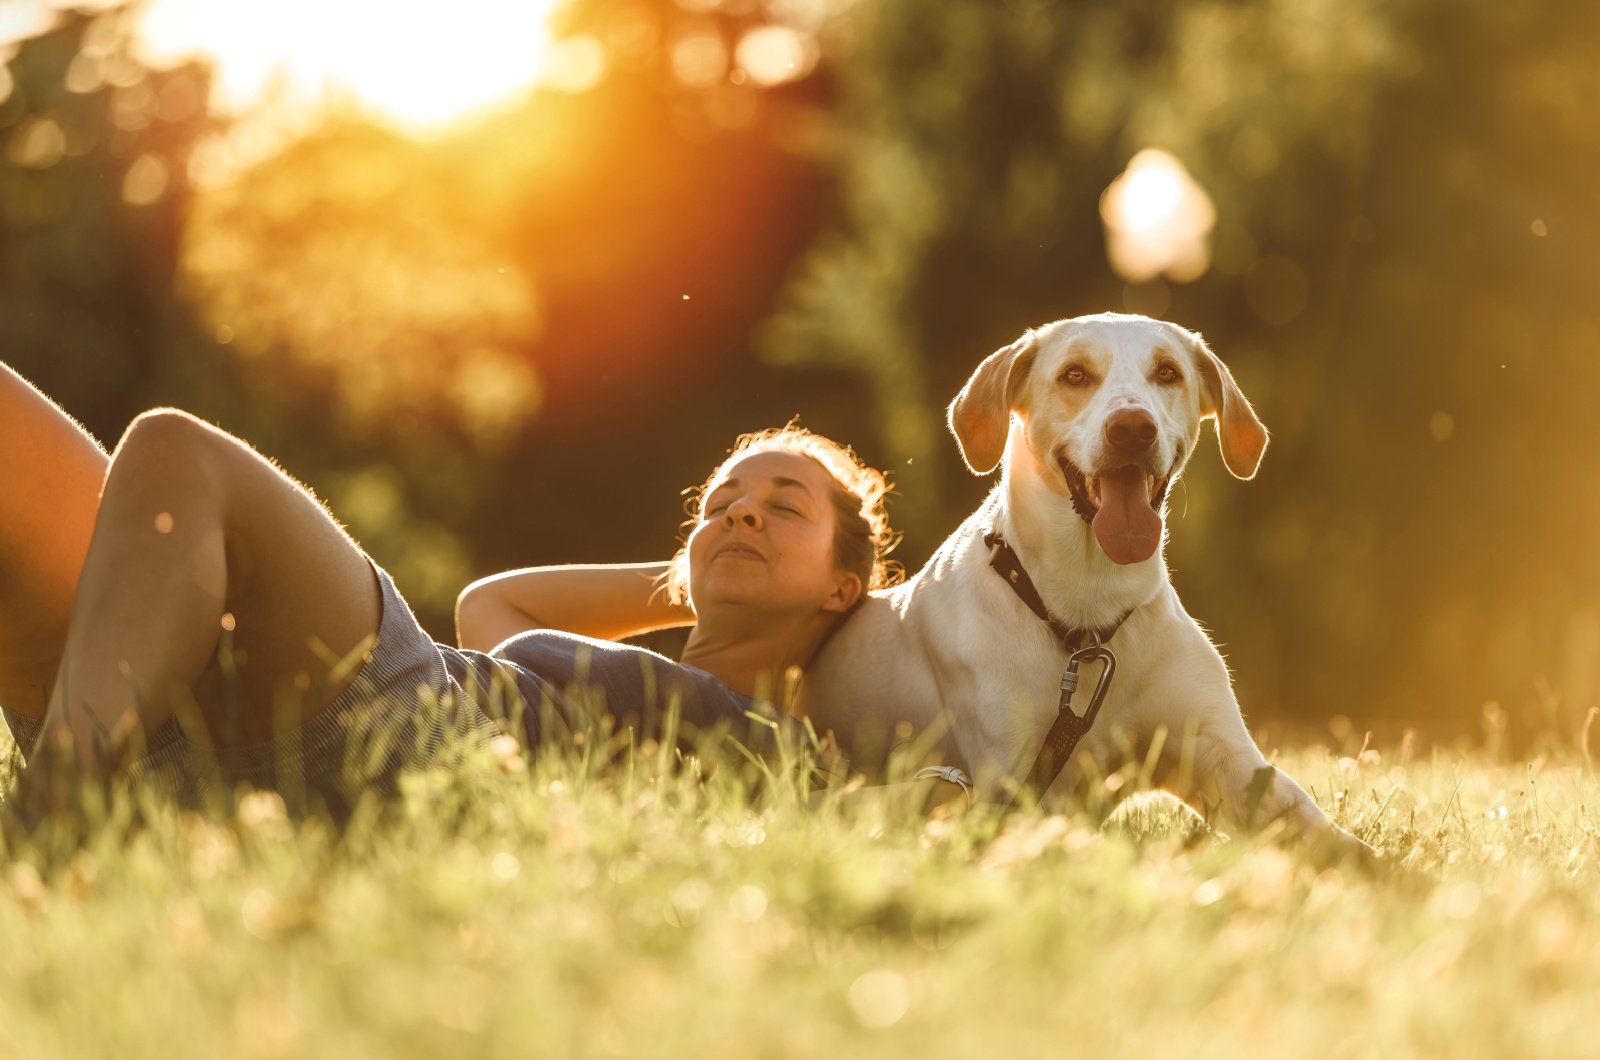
[0,12,501,625]
[0,9,214,442]
[185,122,544,451]
[3,1,866,642]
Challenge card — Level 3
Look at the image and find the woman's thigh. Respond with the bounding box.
[178,419,386,746]
[0,363,109,716]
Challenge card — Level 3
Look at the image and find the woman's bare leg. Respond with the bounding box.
[0,363,108,720]
[33,408,381,775]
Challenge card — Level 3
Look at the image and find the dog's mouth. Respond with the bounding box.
[1058,453,1169,566]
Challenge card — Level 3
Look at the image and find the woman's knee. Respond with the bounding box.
[120,407,215,447]
[114,409,230,485]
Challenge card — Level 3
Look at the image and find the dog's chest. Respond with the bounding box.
[941,602,1154,775]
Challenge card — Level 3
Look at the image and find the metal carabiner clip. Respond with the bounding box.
[1060,642,1117,727]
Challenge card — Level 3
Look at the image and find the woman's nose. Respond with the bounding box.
[723,499,762,528]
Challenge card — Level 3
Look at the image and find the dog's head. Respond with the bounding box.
[948,313,1267,565]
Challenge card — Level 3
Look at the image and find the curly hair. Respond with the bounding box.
[664,425,899,609]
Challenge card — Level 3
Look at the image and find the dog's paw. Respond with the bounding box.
[1308,823,1383,873]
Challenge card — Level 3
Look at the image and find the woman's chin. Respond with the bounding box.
[693,580,810,618]
[694,588,769,612]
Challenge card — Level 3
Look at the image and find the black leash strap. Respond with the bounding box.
[984,531,1130,801]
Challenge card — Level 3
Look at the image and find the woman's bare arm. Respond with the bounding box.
[455,562,695,651]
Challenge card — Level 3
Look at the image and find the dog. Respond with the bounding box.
[800,312,1369,852]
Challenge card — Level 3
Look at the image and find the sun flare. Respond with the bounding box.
[132,0,575,130]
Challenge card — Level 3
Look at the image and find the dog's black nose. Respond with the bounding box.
[1104,408,1158,456]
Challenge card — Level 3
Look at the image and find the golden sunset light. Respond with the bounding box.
[54,0,589,130]
[6,0,1600,1048]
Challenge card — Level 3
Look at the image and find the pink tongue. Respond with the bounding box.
[1092,466,1162,564]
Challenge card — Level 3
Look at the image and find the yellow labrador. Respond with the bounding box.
[801,312,1368,852]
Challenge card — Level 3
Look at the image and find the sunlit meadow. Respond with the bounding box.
[1,720,1596,1058]
[5,0,1600,1055]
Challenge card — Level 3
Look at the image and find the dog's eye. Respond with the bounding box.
[1156,364,1182,385]
[1060,366,1089,387]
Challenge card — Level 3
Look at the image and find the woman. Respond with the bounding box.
[0,361,893,817]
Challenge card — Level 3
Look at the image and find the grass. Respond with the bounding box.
[0,723,1596,1059]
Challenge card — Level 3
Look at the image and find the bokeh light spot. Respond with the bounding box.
[847,969,909,1029]
[123,152,170,205]
[735,26,818,86]
[450,352,543,452]
[728,884,768,922]
[8,118,67,168]
[1429,411,1455,441]
[491,852,521,880]
[65,51,105,93]
[1100,148,1216,283]
[113,82,156,130]
[671,26,727,88]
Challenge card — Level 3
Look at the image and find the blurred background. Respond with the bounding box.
[1,0,1595,748]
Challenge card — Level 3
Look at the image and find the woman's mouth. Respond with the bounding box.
[714,543,766,563]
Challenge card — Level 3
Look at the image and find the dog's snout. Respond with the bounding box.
[1104,408,1158,458]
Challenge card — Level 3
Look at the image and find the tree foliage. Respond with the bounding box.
[4,0,1598,739]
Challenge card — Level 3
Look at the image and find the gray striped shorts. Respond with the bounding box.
[2,563,500,811]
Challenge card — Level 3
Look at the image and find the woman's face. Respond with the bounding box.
[685,450,861,620]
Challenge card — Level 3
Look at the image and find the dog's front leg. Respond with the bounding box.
[1132,619,1377,860]
[1180,709,1375,860]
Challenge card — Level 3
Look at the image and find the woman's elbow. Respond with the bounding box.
[455,581,499,650]
[456,576,491,618]
[455,580,543,651]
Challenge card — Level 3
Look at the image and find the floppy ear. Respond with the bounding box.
[947,333,1038,475]
[1192,335,1269,479]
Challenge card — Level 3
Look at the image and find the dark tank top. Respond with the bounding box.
[442,630,806,755]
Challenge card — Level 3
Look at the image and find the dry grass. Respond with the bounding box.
[0,730,1595,1059]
